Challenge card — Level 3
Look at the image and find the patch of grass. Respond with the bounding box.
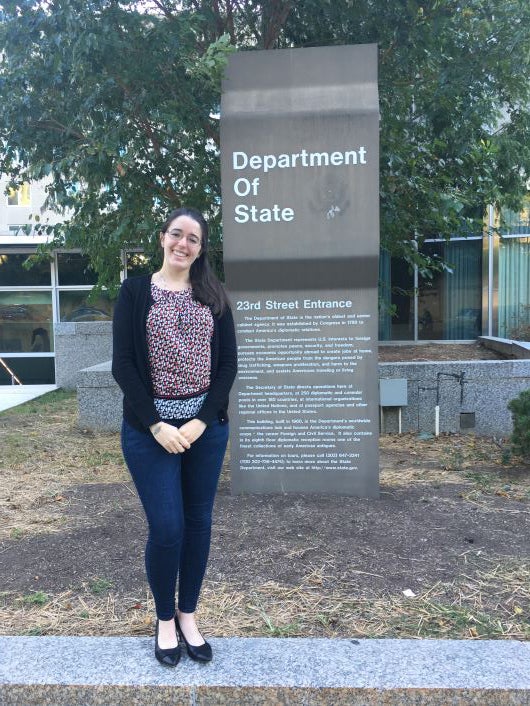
[89,578,113,595]
[315,613,336,628]
[20,591,49,606]
[1,432,35,465]
[267,622,301,637]
[258,610,301,637]
[441,447,465,472]
[392,604,504,639]
[464,471,494,491]
[10,527,24,540]
[0,391,126,541]
[85,450,124,468]
[501,448,512,465]
[24,626,45,636]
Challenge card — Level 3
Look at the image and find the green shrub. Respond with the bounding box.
[508,389,530,460]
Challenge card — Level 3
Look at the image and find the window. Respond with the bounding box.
[0,356,55,384]
[0,254,51,286]
[498,237,530,338]
[419,240,482,340]
[379,251,414,341]
[59,290,113,322]
[500,198,530,235]
[126,252,151,278]
[56,253,98,286]
[0,291,53,353]
[6,184,31,206]
[379,238,483,341]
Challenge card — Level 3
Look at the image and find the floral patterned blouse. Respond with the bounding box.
[146,282,214,420]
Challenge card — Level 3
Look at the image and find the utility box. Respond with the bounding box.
[380,378,408,407]
[379,378,408,434]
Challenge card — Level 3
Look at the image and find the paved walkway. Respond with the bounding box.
[0,384,57,412]
[1,636,529,704]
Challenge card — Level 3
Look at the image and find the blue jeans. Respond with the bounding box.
[121,419,229,620]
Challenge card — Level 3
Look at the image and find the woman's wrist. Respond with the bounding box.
[149,422,162,436]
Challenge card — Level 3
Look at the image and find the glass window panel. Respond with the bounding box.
[378,249,392,341]
[500,197,530,234]
[389,257,414,341]
[443,240,482,339]
[419,240,482,340]
[20,184,31,205]
[498,237,530,339]
[126,252,151,278]
[0,357,55,385]
[6,184,31,206]
[57,253,98,285]
[0,254,51,286]
[418,242,443,339]
[0,291,53,353]
[59,290,114,322]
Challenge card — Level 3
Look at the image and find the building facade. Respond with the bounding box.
[0,178,148,384]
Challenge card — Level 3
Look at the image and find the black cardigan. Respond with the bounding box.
[111,274,237,432]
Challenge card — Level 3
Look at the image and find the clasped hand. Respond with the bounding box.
[149,419,207,453]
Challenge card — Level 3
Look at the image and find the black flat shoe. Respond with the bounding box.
[155,619,181,667]
[175,613,212,662]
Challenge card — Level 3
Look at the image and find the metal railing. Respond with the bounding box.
[0,357,22,385]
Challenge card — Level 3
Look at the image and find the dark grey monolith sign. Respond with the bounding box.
[221,44,379,496]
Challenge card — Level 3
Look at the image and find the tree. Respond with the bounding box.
[281,0,530,270]
[1,0,529,286]
[0,0,233,286]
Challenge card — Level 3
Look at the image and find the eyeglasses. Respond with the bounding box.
[165,230,201,248]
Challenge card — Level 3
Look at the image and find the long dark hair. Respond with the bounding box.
[160,207,230,316]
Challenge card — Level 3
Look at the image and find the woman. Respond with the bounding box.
[112,207,237,667]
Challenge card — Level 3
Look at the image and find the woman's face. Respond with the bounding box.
[159,215,202,275]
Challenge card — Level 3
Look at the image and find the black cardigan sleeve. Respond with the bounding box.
[111,278,161,430]
[196,306,238,426]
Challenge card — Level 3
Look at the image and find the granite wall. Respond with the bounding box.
[77,360,122,432]
[54,322,113,390]
[379,360,530,436]
[77,357,530,436]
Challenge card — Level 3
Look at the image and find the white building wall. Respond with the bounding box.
[0,177,62,244]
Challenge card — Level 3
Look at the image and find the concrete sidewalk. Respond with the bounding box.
[0,384,56,412]
[1,636,529,704]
